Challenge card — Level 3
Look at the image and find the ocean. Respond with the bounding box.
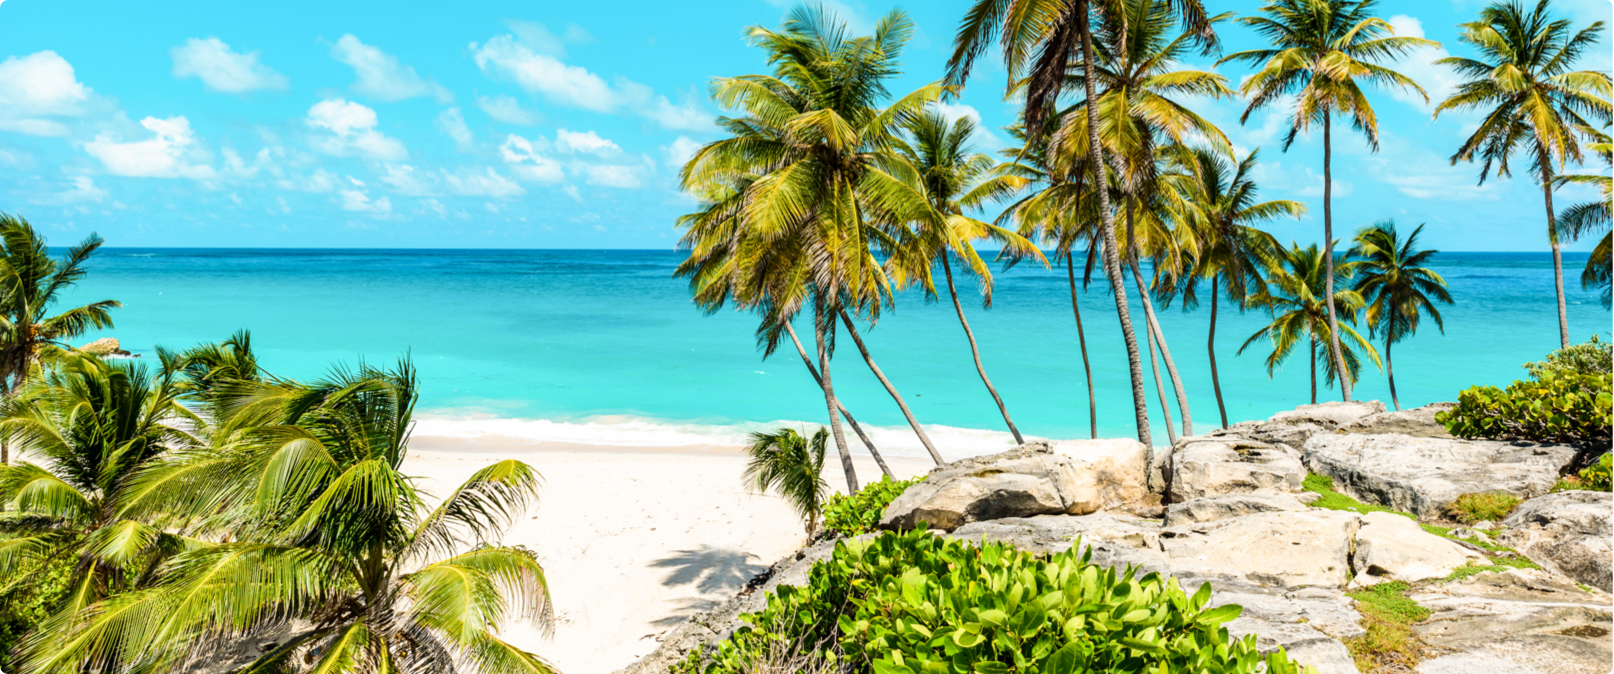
[69,248,1607,457]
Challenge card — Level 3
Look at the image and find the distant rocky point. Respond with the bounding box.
[79,337,134,357]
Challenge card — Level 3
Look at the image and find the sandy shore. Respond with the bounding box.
[404,434,935,674]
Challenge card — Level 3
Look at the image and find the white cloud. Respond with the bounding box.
[436,107,474,151]
[1385,16,1458,112]
[575,163,641,188]
[339,189,391,213]
[563,184,581,201]
[663,136,701,167]
[555,128,619,155]
[331,34,451,103]
[472,32,712,130]
[421,198,448,216]
[379,163,435,196]
[379,163,526,197]
[274,196,291,213]
[477,94,540,125]
[275,168,340,193]
[305,98,408,161]
[500,133,565,183]
[1370,137,1502,201]
[933,102,1006,151]
[170,37,288,93]
[84,116,216,179]
[0,51,93,136]
[1248,159,1353,198]
[441,167,525,197]
[504,19,594,58]
[32,176,108,205]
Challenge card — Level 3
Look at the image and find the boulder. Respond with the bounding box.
[1302,434,1576,518]
[1269,400,1387,427]
[1215,587,1365,674]
[1412,569,1613,674]
[1351,511,1485,582]
[1049,438,1152,512]
[1166,438,1305,503]
[79,337,130,357]
[1162,492,1312,527]
[1158,510,1361,589]
[880,443,1090,532]
[1500,491,1613,592]
[1341,403,1456,438]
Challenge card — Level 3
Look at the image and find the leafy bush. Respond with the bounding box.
[1445,492,1521,524]
[1437,371,1612,447]
[0,549,73,668]
[1524,335,1612,379]
[822,475,924,537]
[1554,452,1613,492]
[678,530,1317,674]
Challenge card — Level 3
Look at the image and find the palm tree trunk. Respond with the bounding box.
[1322,117,1352,402]
[1208,275,1228,428]
[784,322,893,478]
[940,255,1023,445]
[1310,338,1318,405]
[1067,254,1098,439]
[1145,315,1178,445]
[1076,0,1152,453]
[1540,155,1570,348]
[835,310,945,466]
[1386,337,1400,411]
[813,303,857,494]
[1124,197,1192,437]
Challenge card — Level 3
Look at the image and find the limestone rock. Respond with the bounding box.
[1500,490,1613,592]
[1412,569,1613,674]
[1351,511,1485,582]
[1159,510,1361,589]
[1302,434,1576,518]
[880,443,1090,532]
[79,337,130,357]
[1049,438,1152,513]
[1341,403,1456,438]
[1166,438,1305,503]
[1270,400,1387,427]
[1162,492,1312,527]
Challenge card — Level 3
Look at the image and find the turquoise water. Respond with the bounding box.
[67,249,1607,456]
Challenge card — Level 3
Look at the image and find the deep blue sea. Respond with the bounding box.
[67,249,1607,456]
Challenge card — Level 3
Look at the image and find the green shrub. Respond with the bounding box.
[1445,492,1521,524]
[821,475,924,537]
[679,530,1317,674]
[1437,371,1612,447]
[1524,335,1612,379]
[1555,452,1613,492]
[0,549,74,668]
[1343,581,1429,672]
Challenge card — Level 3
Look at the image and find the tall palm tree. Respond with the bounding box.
[1165,146,1302,426]
[0,215,120,463]
[677,7,945,491]
[948,0,1221,449]
[1555,124,1612,307]
[780,323,894,476]
[742,427,830,538]
[1435,0,1609,347]
[1220,0,1436,402]
[19,360,559,674]
[1241,243,1379,403]
[884,110,1041,444]
[1349,221,1453,410]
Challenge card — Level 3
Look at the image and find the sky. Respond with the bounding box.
[0,0,1609,250]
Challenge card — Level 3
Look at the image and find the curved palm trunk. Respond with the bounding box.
[1386,337,1400,411]
[1067,255,1098,439]
[1124,198,1192,437]
[813,304,857,494]
[1145,316,1178,445]
[1321,118,1352,402]
[1539,155,1570,348]
[784,322,893,478]
[836,310,945,466]
[940,256,1023,445]
[1076,0,1152,454]
[1208,276,1228,428]
[1310,338,1318,405]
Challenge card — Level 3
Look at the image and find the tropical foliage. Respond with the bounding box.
[1240,243,1380,403]
[821,475,924,537]
[1348,222,1453,410]
[1438,370,1612,449]
[743,427,831,538]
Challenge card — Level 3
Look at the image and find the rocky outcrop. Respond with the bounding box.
[1165,438,1306,502]
[1051,438,1152,513]
[1302,434,1576,518]
[1269,400,1387,428]
[1162,492,1315,527]
[1160,510,1361,589]
[79,337,131,357]
[1500,491,1614,592]
[1412,568,1612,674]
[1340,403,1455,438]
[880,442,1124,532]
[1351,512,1484,583]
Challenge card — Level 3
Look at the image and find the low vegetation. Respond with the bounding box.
[1438,337,1613,454]
[822,475,925,537]
[1445,492,1521,524]
[1554,452,1612,492]
[1302,473,1402,516]
[1343,582,1429,672]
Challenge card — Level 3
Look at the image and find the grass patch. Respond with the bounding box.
[1303,474,1410,517]
[1344,581,1430,673]
[1446,492,1521,524]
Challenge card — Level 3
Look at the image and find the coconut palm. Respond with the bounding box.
[1165,146,1302,426]
[0,215,120,463]
[1220,0,1436,403]
[1241,243,1379,403]
[1349,221,1453,411]
[947,0,1221,448]
[159,329,263,400]
[16,360,558,674]
[742,427,830,538]
[1435,0,1609,346]
[883,110,1040,444]
[1555,124,1612,307]
[677,6,946,490]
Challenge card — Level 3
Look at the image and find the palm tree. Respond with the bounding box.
[1165,146,1302,426]
[0,215,120,463]
[1241,243,1379,403]
[159,329,263,399]
[1435,0,1609,347]
[1555,125,1612,307]
[678,6,945,491]
[1220,0,1436,402]
[19,360,559,673]
[0,355,199,650]
[1349,221,1453,410]
[780,323,894,476]
[884,110,1041,444]
[742,427,830,538]
[948,0,1221,449]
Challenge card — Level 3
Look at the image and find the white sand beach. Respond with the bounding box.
[405,434,935,674]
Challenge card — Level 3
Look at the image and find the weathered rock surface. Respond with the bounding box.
[1166,438,1306,502]
[1160,510,1361,589]
[1302,434,1576,518]
[1162,492,1312,527]
[1341,403,1456,438]
[1412,569,1613,674]
[1050,438,1153,513]
[79,337,131,357]
[1270,400,1387,428]
[1351,511,1484,583]
[1500,490,1614,592]
[880,443,1095,532]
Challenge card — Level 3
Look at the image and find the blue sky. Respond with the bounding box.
[0,0,1608,250]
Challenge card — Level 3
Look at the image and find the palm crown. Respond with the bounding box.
[0,215,120,395]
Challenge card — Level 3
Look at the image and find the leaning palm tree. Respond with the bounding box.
[1241,243,1379,403]
[1349,221,1453,411]
[947,0,1221,448]
[1555,124,1612,308]
[1435,0,1610,347]
[742,427,830,538]
[16,359,558,674]
[1220,0,1436,402]
[0,215,120,463]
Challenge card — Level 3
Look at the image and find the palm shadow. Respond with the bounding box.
[649,544,767,595]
